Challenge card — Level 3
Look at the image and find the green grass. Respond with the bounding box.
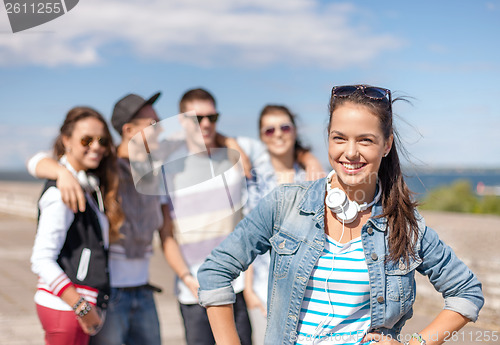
[419,179,500,215]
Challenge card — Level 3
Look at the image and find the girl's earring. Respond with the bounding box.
[384,152,389,157]
[65,146,71,153]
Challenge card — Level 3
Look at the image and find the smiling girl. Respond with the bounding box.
[31,107,122,345]
[197,85,483,345]
[244,105,323,344]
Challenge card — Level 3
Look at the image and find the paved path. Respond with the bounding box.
[0,208,499,344]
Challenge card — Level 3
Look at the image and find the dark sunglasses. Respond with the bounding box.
[331,85,391,103]
[80,136,109,147]
[261,123,294,137]
[185,113,219,124]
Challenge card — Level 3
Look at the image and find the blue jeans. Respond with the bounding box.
[179,292,252,345]
[89,286,161,345]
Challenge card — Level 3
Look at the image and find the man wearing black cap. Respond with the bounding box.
[27,92,169,345]
[87,92,166,345]
[111,92,160,135]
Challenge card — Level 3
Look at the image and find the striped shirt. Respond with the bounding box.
[166,146,247,304]
[295,235,371,344]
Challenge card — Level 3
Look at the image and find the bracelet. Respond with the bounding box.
[72,296,85,312]
[76,301,92,319]
[180,272,192,281]
[404,333,427,345]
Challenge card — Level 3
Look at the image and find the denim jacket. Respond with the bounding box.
[198,178,484,345]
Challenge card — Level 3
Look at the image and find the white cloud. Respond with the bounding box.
[0,125,57,169]
[0,0,403,68]
[428,44,449,54]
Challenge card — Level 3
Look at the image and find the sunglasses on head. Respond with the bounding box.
[184,113,219,124]
[331,85,392,103]
[261,123,294,137]
[80,136,109,147]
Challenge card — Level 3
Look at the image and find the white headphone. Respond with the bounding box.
[59,155,104,212]
[77,170,104,212]
[325,170,381,224]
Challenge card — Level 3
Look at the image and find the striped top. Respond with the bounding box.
[295,235,371,345]
[166,147,247,304]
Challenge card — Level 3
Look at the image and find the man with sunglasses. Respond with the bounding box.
[156,88,255,345]
[27,92,170,345]
[158,88,327,345]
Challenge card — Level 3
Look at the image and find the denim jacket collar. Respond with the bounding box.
[297,178,325,214]
[297,178,326,228]
[367,203,387,232]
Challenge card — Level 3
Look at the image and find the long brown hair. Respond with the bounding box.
[53,106,124,242]
[259,104,311,166]
[328,87,419,263]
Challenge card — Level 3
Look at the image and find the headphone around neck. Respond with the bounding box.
[325,170,381,224]
[77,170,104,212]
[59,156,104,213]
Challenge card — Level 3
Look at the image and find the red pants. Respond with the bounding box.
[36,304,89,345]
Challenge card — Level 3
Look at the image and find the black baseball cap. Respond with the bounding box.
[111,92,161,134]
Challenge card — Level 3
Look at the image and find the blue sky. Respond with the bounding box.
[1,0,499,170]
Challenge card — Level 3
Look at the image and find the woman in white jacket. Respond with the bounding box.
[31,106,123,345]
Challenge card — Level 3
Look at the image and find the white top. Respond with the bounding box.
[108,244,152,287]
[295,235,371,344]
[165,142,248,304]
[27,151,158,288]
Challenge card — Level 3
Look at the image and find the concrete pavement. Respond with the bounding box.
[1,187,499,344]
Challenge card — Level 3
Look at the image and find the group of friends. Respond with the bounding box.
[28,85,484,345]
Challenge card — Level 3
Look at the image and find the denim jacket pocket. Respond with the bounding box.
[270,231,301,279]
[385,256,421,314]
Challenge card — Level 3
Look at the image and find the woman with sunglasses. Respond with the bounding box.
[197,85,483,345]
[244,104,323,345]
[31,107,123,345]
